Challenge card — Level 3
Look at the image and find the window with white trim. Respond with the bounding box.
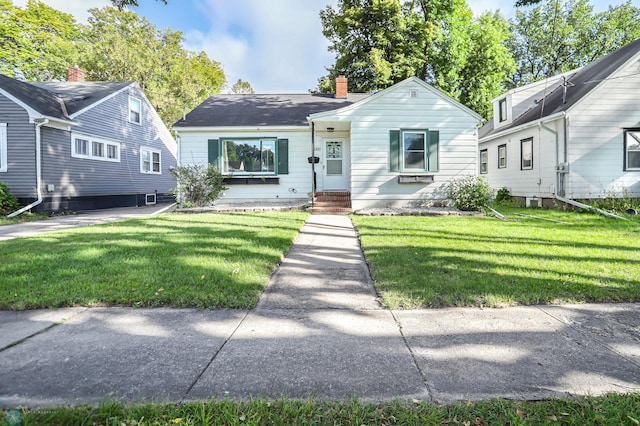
[480,149,488,174]
[71,133,120,162]
[0,123,7,172]
[624,128,640,171]
[140,146,161,174]
[403,131,427,170]
[521,138,533,170]
[498,144,507,169]
[129,96,142,124]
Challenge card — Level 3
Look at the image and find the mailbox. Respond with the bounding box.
[307,156,320,164]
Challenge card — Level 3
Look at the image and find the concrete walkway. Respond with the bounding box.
[0,215,639,408]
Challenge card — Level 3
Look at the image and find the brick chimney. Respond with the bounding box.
[335,75,348,99]
[68,66,85,82]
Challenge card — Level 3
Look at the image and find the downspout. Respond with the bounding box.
[311,122,315,209]
[539,112,566,197]
[7,118,48,218]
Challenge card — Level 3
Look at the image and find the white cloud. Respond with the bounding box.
[12,0,111,22]
[185,0,338,93]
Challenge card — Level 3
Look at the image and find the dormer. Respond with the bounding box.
[493,95,512,129]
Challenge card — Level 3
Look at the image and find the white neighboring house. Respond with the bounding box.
[478,38,640,207]
[173,76,482,211]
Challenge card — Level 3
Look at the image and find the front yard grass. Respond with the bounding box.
[5,393,639,425]
[0,211,308,310]
[353,207,640,308]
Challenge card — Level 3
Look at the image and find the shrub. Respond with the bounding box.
[0,182,19,215]
[445,176,492,211]
[495,187,511,204]
[171,164,227,207]
[591,188,639,213]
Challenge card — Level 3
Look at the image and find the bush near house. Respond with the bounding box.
[445,175,492,211]
[171,164,227,207]
[0,182,19,215]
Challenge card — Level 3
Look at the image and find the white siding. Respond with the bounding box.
[565,61,640,198]
[480,120,561,198]
[178,128,311,203]
[315,79,480,209]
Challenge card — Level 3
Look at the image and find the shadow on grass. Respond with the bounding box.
[0,212,308,310]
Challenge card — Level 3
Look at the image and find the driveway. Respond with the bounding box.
[0,204,175,241]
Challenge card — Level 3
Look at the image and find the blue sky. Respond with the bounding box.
[13,0,621,93]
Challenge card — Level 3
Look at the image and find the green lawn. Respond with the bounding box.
[0,211,308,310]
[0,211,49,226]
[5,393,639,425]
[353,207,640,308]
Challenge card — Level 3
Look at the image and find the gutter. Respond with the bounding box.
[6,118,49,218]
[480,111,566,143]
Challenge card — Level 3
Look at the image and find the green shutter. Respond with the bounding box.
[389,130,401,172]
[428,130,439,172]
[277,138,289,175]
[208,139,220,168]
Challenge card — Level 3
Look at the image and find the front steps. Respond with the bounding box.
[310,191,352,214]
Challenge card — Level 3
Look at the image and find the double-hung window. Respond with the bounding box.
[480,149,488,174]
[521,138,533,170]
[0,123,7,172]
[207,138,289,176]
[498,144,507,169]
[129,97,142,124]
[624,128,640,171]
[140,146,161,174]
[71,133,120,162]
[389,129,439,172]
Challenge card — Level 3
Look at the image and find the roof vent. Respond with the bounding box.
[410,90,417,98]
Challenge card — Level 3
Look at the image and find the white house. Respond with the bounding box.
[173,76,482,211]
[479,38,640,207]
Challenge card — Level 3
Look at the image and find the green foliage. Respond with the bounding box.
[81,7,226,127]
[0,181,18,215]
[14,393,640,425]
[318,0,514,121]
[0,0,83,81]
[507,0,640,87]
[231,79,255,94]
[591,188,640,213]
[495,186,511,203]
[110,0,167,8]
[445,175,492,211]
[172,163,227,208]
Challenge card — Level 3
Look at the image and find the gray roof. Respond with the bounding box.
[0,73,132,121]
[173,93,371,128]
[32,81,132,116]
[480,37,640,139]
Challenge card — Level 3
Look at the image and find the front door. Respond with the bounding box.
[323,139,349,190]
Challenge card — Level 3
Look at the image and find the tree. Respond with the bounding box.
[506,0,640,87]
[0,0,84,81]
[110,0,167,9]
[81,7,225,127]
[231,79,255,94]
[318,0,514,121]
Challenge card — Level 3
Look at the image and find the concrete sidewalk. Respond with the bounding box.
[0,204,175,241]
[0,215,639,408]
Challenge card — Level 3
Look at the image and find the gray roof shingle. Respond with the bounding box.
[0,73,132,121]
[173,93,371,128]
[480,37,640,139]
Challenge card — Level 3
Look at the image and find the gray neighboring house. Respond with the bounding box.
[0,69,176,214]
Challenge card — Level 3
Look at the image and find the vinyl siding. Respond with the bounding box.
[480,52,640,200]
[315,79,480,209]
[178,129,311,202]
[0,93,37,198]
[41,85,177,199]
[565,60,640,198]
